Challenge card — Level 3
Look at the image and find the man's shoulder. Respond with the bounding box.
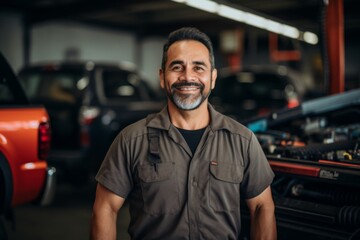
[120,117,149,139]
[120,110,167,140]
[215,113,253,140]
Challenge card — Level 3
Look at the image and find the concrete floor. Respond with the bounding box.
[3,180,131,240]
[3,178,350,240]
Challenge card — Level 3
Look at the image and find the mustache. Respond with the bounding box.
[172,81,204,89]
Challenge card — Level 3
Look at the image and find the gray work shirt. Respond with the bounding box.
[96,104,275,240]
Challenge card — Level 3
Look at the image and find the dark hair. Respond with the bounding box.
[161,27,215,70]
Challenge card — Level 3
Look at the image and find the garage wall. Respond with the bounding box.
[139,38,166,88]
[31,22,165,89]
[31,22,136,63]
[30,22,162,88]
[0,16,165,90]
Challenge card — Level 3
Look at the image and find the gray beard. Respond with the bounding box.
[164,78,213,111]
[171,92,204,110]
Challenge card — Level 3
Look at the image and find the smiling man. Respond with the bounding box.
[91,27,277,240]
[161,39,214,112]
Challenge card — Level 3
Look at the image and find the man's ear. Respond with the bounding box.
[211,68,217,90]
[159,68,165,89]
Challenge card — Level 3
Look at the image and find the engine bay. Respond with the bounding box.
[243,89,360,240]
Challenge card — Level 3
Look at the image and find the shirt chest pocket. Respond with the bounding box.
[209,162,243,212]
[138,162,180,215]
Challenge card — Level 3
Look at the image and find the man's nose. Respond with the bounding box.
[179,68,195,81]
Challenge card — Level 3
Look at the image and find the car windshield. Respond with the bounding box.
[18,70,85,104]
[101,69,155,101]
[209,70,298,121]
[215,72,287,102]
[102,70,140,100]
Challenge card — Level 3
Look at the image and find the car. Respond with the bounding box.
[0,52,55,239]
[18,61,165,183]
[209,65,306,122]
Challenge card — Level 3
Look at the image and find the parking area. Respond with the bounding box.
[3,180,131,240]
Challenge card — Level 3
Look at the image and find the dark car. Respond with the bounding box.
[209,65,306,122]
[18,61,165,182]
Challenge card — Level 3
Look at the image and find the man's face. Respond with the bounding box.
[160,40,217,111]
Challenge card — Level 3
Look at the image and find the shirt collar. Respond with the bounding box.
[146,103,236,132]
[146,106,172,130]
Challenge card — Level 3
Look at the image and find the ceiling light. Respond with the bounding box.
[282,25,300,39]
[245,13,266,29]
[186,0,218,13]
[218,4,246,22]
[303,31,319,45]
[171,0,317,44]
[264,20,283,34]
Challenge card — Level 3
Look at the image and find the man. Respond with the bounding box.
[91,27,277,240]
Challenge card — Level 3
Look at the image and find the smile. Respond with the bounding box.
[177,86,200,91]
[172,82,204,92]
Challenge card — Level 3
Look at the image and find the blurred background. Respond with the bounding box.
[1,0,359,239]
[1,0,359,92]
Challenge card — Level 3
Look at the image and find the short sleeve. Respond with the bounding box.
[95,132,133,198]
[240,132,274,199]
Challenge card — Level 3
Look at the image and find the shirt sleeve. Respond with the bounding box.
[95,132,133,198]
[240,132,275,199]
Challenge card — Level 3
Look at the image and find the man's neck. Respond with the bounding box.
[168,101,210,130]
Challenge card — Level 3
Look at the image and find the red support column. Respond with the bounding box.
[326,0,345,94]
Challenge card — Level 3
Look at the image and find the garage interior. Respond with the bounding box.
[1,0,360,239]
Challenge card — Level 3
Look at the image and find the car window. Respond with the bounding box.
[0,76,15,104]
[102,70,142,101]
[19,70,85,104]
[0,53,28,105]
[214,72,287,102]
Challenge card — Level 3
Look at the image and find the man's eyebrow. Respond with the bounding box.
[169,60,184,67]
[193,61,207,67]
[168,60,208,68]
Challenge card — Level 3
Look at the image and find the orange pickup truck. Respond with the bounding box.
[0,52,56,238]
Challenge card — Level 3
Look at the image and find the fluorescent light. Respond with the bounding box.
[218,4,246,22]
[282,25,300,39]
[171,0,317,44]
[303,31,319,45]
[186,0,218,13]
[264,19,283,34]
[245,12,266,29]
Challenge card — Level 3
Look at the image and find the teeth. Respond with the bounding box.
[180,87,197,90]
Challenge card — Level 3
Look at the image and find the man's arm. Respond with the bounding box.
[91,183,125,240]
[246,186,277,240]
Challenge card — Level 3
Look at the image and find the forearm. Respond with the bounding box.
[90,209,118,240]
[250,205,277,240]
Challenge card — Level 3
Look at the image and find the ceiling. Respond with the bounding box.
[1,0,359,39]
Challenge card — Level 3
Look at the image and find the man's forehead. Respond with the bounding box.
[169,40,208,50]
[167,40,210,61]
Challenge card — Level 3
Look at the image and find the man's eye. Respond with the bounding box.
[194,66,204,72]
[171,65,182,71]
